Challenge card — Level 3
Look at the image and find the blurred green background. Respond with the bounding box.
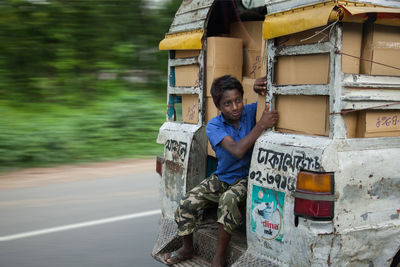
[0,0,181,172]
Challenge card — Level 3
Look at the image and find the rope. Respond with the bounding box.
[336,50,400,72]
[300,19,339,43]
[330,101,400,115]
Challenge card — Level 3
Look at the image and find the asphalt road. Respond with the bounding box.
[0,159,166,267]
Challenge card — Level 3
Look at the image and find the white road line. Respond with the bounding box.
[0,209,161,242]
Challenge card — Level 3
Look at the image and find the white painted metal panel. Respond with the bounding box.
[265,0,400,14]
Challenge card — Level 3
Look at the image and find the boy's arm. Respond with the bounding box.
[220,105,278,159]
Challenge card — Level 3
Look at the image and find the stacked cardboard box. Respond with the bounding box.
[175,50,200,59]
[205,37,243,157]
[206,37,243,96]
[230,21,264,79]
[181,94,199,124]
[175,65,200,87]
[272,23,366,136]
[344,110,400,138]
[360,24,400,76]
[242,77,257,104]
[276,95,330,136]
[275,23,363,85]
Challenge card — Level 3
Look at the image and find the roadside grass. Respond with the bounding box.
[0,88,166,173]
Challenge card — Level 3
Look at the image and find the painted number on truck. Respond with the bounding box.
[250,171,296,191]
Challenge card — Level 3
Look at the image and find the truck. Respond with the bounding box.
[153,0,400,266]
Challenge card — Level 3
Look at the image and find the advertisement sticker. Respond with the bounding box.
[251,185,285,242]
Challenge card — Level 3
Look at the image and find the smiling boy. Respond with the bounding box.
[165,75,278,267]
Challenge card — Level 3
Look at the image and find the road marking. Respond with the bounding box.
[0,209,161,242]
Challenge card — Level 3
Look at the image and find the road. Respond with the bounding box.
[0,159,166,267]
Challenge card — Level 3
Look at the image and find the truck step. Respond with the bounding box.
[153,221,247,266]
[193,222,247,266]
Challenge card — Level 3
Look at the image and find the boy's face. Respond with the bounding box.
[218,89,244,124]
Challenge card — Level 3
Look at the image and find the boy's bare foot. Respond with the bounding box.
[164,247,194,265]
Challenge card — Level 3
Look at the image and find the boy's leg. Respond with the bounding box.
[166,175,227,264]
[212,223,231,267]
[213,177,248,266]
[175,174,227,236]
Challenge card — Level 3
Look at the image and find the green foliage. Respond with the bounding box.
[0,0,177,102]
[0,0,181,170]
[0,89,166,171]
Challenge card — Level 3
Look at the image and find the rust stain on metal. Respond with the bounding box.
[165,160,184,175]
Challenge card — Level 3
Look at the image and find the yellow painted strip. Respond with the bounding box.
[262,1,400,40]
[342,6,400,15]
[263,2,337,40]
[159,29,204,50]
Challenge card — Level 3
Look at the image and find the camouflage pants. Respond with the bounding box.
[175,174,248,236]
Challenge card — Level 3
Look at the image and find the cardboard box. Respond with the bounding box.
[243,48,262,78]
[242,77,258,104]
[260,39,268,77]
[181,94,199,124]
[175,65,200,87]
[206,37,243,96]
[343,112,358,138]
[256,94,266,122]
[361,24,400,76]
[230,21,263,78]
[205,96,220,123]
[207,140,216,157]
[275,95,330,136]
[356,110,400,138]
[275,54,330,85]
[342,23,363,74]
[275,23,362,77]
[175,50,200,59]
[230,21,263,50]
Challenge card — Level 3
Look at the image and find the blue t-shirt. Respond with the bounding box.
[206,103,257,185]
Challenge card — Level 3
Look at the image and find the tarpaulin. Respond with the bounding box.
[263,1,400,39]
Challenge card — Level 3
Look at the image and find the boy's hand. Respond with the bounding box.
[253,76,267,96]
[258,104,278,129]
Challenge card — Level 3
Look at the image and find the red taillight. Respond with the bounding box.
[294,198,333,219]
[294,171,335,220]
[156,155,164,176]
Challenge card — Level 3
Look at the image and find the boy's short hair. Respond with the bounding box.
[210,75,244,108]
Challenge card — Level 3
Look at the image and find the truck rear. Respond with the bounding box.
[153,0,400,266]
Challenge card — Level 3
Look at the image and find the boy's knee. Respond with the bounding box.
[218,192,237,212]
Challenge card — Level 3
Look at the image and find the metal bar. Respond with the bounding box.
[341,101,400,110]
[275,42,332,56]
[175,0,214,15]
[171,8,210,27]
[169,86,201,95]
[332,23,346,138]
[342,90,400,101]
[274,84,330,95]
[169,21,206,34]
[169,58,198,67]
[343,74,400,89]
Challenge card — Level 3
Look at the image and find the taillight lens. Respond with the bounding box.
[296,172,332,193]
[294,171,334,220]
[156,155,164,176]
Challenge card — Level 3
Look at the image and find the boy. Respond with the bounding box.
[165,75,278,266]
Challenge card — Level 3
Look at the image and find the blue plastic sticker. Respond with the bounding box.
[251,185,285,242]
